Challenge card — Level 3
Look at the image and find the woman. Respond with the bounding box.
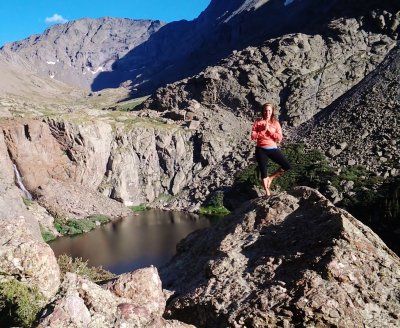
[251,102,291,196]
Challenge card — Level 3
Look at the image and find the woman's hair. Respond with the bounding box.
[261,102,277,122]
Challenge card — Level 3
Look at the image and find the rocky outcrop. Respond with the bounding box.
[292,42,400,177]
[0,219,60,301]
[0,18,163,90]
[160,187,400,327]
[38,269,194,328]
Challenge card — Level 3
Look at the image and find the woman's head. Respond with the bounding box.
[261,102,277,121]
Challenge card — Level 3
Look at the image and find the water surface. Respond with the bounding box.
[50,210,210,274]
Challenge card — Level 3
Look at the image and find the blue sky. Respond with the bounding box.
[0,0,211,47]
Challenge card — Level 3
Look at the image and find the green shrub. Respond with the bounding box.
[270,144,336,191]
[57,254,115,282]
[200,191,230,217]
[41,230,56,242]
[0,280,44,328]
[340,176,400,253]
[129,204,148,212]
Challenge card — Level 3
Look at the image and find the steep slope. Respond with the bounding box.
[0,17,163,90]
[143,1,400,126]
[293,43,400,177]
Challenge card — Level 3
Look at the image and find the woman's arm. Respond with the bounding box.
[251,121,260,140]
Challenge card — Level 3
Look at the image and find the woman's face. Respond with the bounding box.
[264,105,273,119]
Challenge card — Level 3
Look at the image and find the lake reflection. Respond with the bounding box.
[49,210,210,274]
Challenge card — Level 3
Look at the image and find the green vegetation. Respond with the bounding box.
[54,214,111,236]
[40,225,56,242]
[115,96,149,111]
[57,254,115,282]
[22,197,33,207]
[129,204,148,212]
[0,280,44,328]
[199,206,231,216]
[200,191,231,218]
[234,144,378,193]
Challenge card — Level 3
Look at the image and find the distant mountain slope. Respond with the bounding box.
[0,17,163,90]
[1,0,398,96]
[0,55,79,101]
[292,43,400,177]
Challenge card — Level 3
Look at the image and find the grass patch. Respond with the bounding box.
[129,204,148,212]
[0,280,45,328]
[116,96,149,111]
[57,254,116,282]
[54,215,111,236]
[199,206,230,217]
[40,225,56,242]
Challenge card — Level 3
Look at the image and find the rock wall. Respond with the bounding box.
[0,113,249,217]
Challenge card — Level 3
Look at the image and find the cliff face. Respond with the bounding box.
[160,187,400,327]
[0,108,250,220]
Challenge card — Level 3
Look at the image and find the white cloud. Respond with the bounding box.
[45,14,68,24]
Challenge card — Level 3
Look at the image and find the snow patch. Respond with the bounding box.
[49,73,55,79]
[86,66,104,75]
[46,61,56,65]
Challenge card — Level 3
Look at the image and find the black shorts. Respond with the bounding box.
[255,147,291,179]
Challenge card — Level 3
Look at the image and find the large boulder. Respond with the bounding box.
[160,187,400,327]
[38,268,194,328]
[0,219,60,301]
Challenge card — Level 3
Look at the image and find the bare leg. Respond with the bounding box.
[267,168,285,189]
[262,177,271,197]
